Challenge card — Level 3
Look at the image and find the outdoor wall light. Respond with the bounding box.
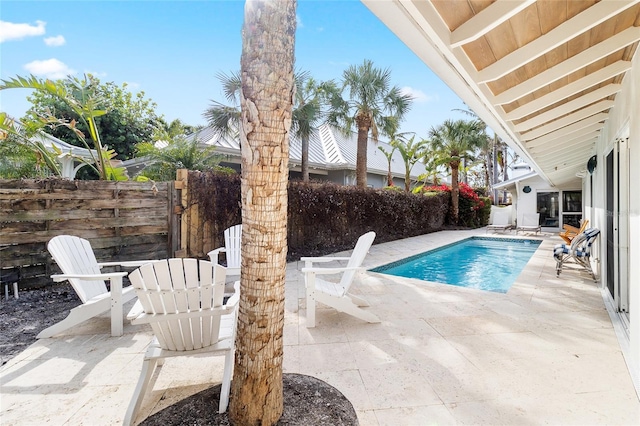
[587,155,597,174]
[523,185,531,193]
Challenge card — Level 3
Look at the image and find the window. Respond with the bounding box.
[537,192,559,227]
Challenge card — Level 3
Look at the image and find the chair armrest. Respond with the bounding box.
[301,257,351,263]
[51,272,128,282]
[301,266,363,275]
[562,224,580,233]
[126,300,144,321]
[208,247,226,264]
[98,260,160,268]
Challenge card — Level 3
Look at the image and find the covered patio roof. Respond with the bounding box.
[362,0,640,188]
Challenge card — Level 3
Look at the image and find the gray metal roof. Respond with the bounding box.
[188,123,428,179]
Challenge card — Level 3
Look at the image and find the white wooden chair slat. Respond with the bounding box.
[301,231,380,328]
[124,260,238,425]
[208,224,242,276]
[39,235,156,338]
[168,258,191,349]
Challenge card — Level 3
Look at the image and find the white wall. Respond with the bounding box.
[591,47,639,388]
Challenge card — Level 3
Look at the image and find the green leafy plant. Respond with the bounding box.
[1,74,130,180]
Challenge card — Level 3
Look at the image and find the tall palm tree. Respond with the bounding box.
[327,59,412,188]
[203,71,243,138]
[230,0,295,424]
[428,119,484,224]
[291,73,337,181]
[205,70,331,182]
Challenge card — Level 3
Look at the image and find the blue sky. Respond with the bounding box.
[0,0,469,139]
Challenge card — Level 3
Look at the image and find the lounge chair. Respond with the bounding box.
[559,219,589,244]
[123,260,239,425]
[39,235,157,338]
[486,211,512,233]
[553,228,600,281]
[302,231,380,328]
[208,224,242,276]
[516,213,541,235]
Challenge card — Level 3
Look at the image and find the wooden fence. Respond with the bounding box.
[0,178,176,289]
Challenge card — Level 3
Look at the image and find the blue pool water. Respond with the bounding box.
[370,237,542,293]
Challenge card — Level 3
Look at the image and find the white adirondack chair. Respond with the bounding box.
[302,231,380,328]
[39,235,157,338]
[123,260,239,425]
[208,224,242,276]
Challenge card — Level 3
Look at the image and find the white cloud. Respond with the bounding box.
[24,58,76,79]
[401,86,435,103]
[0,20,46,43]
[44,35,65,47]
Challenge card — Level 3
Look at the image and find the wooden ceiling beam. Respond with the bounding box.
[523,114,607,147]
[477,0,639,83]
[516,100,614,135]
[526,122,603,149]
[531,138,597,160]
[449,0,535,48]
[498,61,630,115]
[492,27,640,103]
[506,83,621,121]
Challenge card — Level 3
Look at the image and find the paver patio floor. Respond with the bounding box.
[2,229,639,425]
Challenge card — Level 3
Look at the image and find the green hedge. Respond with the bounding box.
[191,171,450,260]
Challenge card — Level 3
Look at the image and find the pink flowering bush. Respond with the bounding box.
[420,182,489,226]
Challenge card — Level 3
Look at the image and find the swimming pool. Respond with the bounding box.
[370,237,542,293]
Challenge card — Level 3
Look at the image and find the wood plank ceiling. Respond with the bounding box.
[362,0,640,187]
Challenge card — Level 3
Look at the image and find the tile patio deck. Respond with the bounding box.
[1,229,639,425]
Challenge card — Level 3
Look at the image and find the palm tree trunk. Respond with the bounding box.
[451,160,460,224]
[356,125,369,188]
[231,1,295,424]
[302,135,309,182]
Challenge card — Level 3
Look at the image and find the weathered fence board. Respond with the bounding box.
[0,178,171,290]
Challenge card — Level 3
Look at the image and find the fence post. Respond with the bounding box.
[175,169,189,257]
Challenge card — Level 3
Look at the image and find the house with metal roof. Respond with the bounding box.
[189,123,430,189]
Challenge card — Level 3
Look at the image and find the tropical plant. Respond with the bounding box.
[154,118,201,141]
[326,59,413,188]
[0,113,62,177]
[24,75,162,161]
[377,144,396,187]
[428,119,485,224]
[0,129,54,178]
[135,133,228,181]
[230,0,295,423]
[0,75,129,180]
[391,134,428,192]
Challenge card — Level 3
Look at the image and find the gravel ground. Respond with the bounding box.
[0,283,80,366]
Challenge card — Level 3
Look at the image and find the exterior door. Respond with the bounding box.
[606,136,630,331]
[537,192,559,229]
